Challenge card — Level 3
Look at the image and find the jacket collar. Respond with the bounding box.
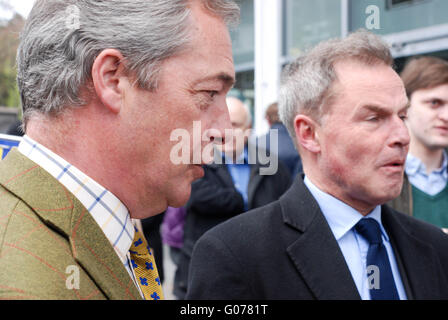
[281,176,443,300]
[207,161,265,210]
[0,149,141,300]
[280,177,361,299]
[382,205,441,299]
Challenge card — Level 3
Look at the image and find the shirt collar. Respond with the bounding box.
[406,151,448,178]
[18,135,135,263]
[303,176,388,241]
[223,146,249,165]
[405,153,421,176]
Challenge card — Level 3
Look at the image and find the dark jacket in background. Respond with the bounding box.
[259,123,302,178]
[174,161,292,299]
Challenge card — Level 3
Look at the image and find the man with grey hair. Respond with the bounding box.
[187,30,448,300]
[175,96,290,299]
[0,0,239,300]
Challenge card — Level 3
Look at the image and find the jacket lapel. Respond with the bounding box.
[211,162,265,209]
[0,149,141,300]
[280,178,360,300]
[382,206,441,299]
[69,200,141,300]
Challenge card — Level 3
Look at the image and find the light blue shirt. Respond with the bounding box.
[225,148,251,211]
[304,177,407,300]
[405,151,448,196]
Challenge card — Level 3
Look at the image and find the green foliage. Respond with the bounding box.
[0,13,24,109]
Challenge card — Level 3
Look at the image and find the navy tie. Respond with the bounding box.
[355,218,399,300]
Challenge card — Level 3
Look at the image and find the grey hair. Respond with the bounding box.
[279,29,393,144]
[17,0,240,125]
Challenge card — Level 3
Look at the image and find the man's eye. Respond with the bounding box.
[204,91,218,99]
[196,91,219,110]
[430,99,442,108]
[399,114,408,121]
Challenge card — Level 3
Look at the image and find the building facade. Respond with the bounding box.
[230,0,448,135]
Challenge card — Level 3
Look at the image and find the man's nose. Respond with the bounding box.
[438,104,448,122]
[207,98,233,145]
[390,116,410,148]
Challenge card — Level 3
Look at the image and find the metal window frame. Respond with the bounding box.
[382,23,448,58]
[386,0,429,10]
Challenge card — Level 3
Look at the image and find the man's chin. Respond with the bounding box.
[192,164,205,180]
[168,193,191,208]
[166,166,205,208]
[167,183,193,208]
[377,185,403,205]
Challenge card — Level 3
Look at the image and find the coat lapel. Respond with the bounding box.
[382,206,441,299]
[0,149,141,300]
[211,162,265,209]
[69,200,141,300]
[280,178,360,300]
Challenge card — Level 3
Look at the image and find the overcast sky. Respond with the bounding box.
[0,0,35,20]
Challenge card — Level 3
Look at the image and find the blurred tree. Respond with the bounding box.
[0,1,24,109]
[0,0,13,13]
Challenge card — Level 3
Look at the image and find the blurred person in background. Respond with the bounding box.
[260,102,302,178]
[174,96,291,299]
[389,56,448,233]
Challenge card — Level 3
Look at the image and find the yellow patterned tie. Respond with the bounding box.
[129,229,164,300]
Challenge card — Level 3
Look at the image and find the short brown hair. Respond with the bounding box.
[400,56,448,98]
[265,102,280,124]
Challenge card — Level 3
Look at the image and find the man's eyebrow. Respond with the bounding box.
[194,72,236,88]
[219,73,236,88]
[360,104,389,114]
[360,101,410,114]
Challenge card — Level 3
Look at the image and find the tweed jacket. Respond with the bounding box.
[0,149,141,300]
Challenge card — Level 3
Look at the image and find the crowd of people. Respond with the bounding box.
[0,0,447,301]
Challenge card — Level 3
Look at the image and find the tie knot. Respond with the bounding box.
[355,218,383,244]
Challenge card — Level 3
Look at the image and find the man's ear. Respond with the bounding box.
[294,114,321,153]
[91,49,128,114]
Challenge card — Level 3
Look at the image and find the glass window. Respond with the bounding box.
[284,0,341,58]
[350,0,448,35]
[230,70,255,118]
[231,0,255,66]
